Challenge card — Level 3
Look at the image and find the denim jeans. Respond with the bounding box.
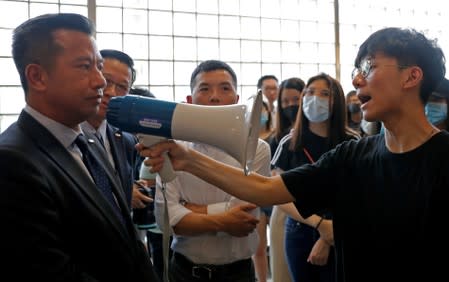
[284,216,335,282]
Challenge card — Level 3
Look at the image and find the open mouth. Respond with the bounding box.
[357,94,371,105]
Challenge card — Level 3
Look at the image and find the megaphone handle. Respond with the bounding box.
[137,134,177,182]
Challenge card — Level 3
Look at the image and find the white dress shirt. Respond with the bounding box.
[155,139,271,265]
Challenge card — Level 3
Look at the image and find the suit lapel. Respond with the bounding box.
[17,112,132,239]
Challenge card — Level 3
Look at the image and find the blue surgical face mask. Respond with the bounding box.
[302,95,329,122]
[260,113,269,126]
[425,102,447,125]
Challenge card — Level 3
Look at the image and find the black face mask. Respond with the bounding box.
[283,105,299,123]
[348,103,361,113]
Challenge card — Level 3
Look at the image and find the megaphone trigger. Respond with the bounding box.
[137,134,177,183]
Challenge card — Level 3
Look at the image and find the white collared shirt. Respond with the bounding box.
[154,139,271,265]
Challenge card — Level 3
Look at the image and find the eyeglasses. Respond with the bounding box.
[351,58,410,80]
[104,78,130,96]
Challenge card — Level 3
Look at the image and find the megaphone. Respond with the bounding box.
[106,93,263,182]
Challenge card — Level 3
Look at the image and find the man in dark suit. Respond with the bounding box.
[0,13,159,281]
[81,49,152,209]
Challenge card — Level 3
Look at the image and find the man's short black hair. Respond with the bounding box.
[190,60,237,92]
[100,49,137,86]
[354,27,446,103]
[129,87,155,98]
[257,75,279,89]
[12,13,95,94]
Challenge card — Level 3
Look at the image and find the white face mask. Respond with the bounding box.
[302,95,329,122]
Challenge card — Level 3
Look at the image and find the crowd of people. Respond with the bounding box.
[1,12,448,282]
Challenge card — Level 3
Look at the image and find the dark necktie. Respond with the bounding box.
[74,134,124,224]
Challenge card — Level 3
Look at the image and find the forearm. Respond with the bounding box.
[185,149,293,206]
[173,213,227,235]
[278,202,322,227]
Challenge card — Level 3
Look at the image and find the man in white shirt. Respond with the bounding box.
[154,60,271,281]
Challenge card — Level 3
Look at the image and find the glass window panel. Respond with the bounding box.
[281,63,301,79]
[317,43,335,63]
[219,39,240,61]
[196,0,218,14]
[147,86,173,100]
[174,37,196,60]
[124,34,149,60]
[174,61,197,85]
[318,64,336,78]
[281,20,300,41]
[241,17,260,40]
[0,87,24,114]
[173,12,196,36]
[218,0,240,15]
[134,60,149,85]
[261,19,281,41]
[261,64,281,79]
[299,0,319,21]
[1,114,19,133]
[124,9,148,34]
[125,0,147,9]
[317,23,335,43]
[241,40,261,62]
[261,41,281,63]
[261,0,281,18]
[219,16,240,39]
[197,14,218,37]
[149,61,173,85]
[173,0,195,12]
[241,63,261,86]
[148,0,172,10]
[149,36,173,60]
[60,0,87,4]
[298,42,318,64]
[197,38,219,61]
[96,7,123,32]
[174,86,190,102]
[60,5,88,16]
[96,33,123,51]
[317,0,334,24]
[30,3,59,18]
[300,63,319,80]
[97,0,121,7]
[240,85,257,102]
[340,43,358,67]
[0,29,13,57]
[340,64,356,93]
[149,11,173,35]
[281,42,300,63]
[32,0,58,2]
[280,0,300,20]
[0,58,20,85]
[240,0,260,17]
[0,1,28,28]
[227,62,241,83]
[299,21,318,42]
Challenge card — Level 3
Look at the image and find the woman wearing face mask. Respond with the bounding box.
[271,73,359,282]
[425,79,449,130]
[345,90,367,136]
[267,77,305,282]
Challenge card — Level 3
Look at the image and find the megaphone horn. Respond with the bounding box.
[106,93,263,180]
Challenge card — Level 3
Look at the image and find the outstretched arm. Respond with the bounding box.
[137,141,294,207]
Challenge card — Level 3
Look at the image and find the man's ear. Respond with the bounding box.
[25,64,48,92]
[403,66,423,90]
[235,94,240,103]
[186,95,193,104]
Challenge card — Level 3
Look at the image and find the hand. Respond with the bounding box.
[221,203,259,237]
[136,140,189,173]
[316,219,334,246]
[131,185,153,209]
[307,238,331,266]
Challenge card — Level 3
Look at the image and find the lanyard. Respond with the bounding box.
[303,148,315,164]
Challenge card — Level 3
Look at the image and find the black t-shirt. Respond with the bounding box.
[281,131,449,282]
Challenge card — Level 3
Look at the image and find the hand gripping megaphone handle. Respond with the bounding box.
[137,134,177,183]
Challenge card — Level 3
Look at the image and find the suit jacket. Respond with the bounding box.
[106,124,139,207]
[0,111,159,281]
